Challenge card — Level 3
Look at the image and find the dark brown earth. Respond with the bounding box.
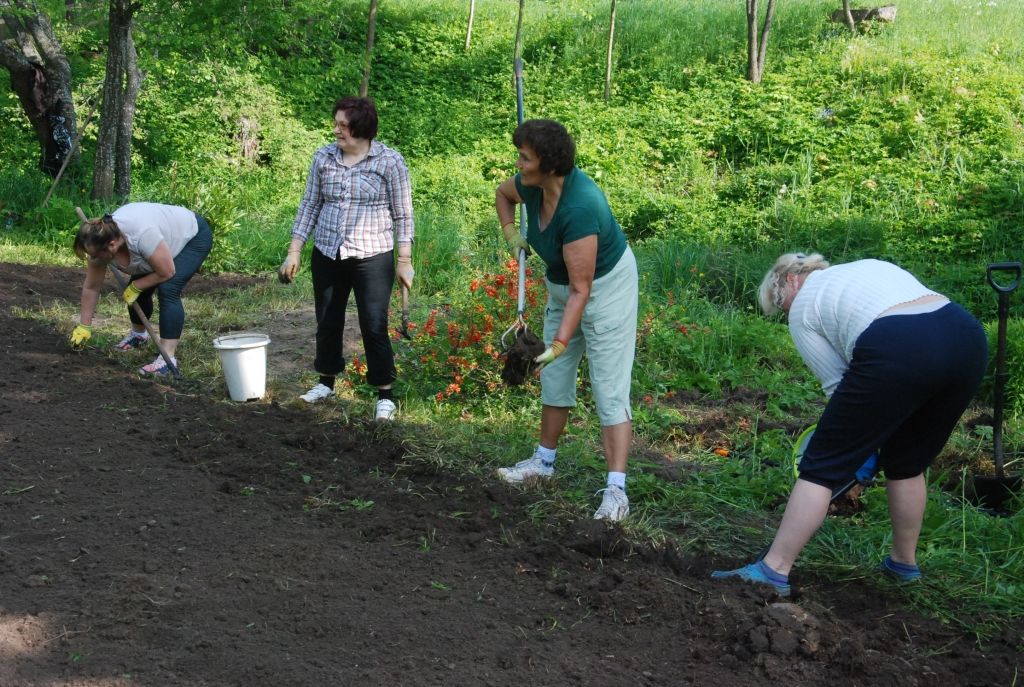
[1,261,1020,686]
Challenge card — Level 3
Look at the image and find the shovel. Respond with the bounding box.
[499,56,532,351]
[967,261,1022,513]
[75,207,183,380]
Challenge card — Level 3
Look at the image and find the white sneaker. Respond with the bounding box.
[300,383,335,404]
[374,398,397,421]
[593,485,629,522]
[497,452,555,484]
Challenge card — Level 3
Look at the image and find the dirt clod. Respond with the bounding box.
[501,326,545,385]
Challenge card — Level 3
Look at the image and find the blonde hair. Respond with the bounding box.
[73,214,121,261]
[757,252,830,316]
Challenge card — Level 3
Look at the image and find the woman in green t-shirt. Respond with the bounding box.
[493,119,639,522]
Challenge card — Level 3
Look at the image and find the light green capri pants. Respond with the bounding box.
[541,246,638,426]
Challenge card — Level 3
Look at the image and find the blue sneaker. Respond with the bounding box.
[878,555,921,582]
[711,560,791,597]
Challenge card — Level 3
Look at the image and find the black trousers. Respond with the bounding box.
[310,247,396,387]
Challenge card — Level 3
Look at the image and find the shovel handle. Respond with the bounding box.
[987,262,1021,294]
[107,266,183,379]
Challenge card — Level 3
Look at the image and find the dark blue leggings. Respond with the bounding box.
[800,303,987,488]
[129,215,213,340]
[311,247,396,387]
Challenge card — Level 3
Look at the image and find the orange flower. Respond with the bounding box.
[424,310,438,337]
[714,447,730,457]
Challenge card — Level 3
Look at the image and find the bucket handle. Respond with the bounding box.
[987,262,1021,295]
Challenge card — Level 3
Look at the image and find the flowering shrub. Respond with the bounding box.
[369,258,547,403]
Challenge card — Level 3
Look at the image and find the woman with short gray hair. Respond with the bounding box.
[713,254,987,596]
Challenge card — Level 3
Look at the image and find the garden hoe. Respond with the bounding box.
[398,283,412,340]
[75,207,183,381]
[966,261,1022,514]
[500,56,544,385]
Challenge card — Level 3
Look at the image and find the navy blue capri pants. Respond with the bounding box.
[129,215,213,340]
[799,303,987,488]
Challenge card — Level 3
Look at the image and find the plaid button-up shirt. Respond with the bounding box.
[291,140,414,260]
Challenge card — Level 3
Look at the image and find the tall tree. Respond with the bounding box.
[603,0,616,103]
[745,0,777,84]
[0,0,77,176]
[359,0,378,98]
[464,0,475,51]
[92,0,141,200]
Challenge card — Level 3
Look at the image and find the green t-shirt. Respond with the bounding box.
[514,167,627,285]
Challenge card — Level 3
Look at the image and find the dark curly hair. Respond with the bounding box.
[333,96,378,140]
[512,119,575,176]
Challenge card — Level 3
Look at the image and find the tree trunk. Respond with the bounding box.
[842,0,856,32]
[0,0,78,176]
[114,29,140,197]
[359,0,378,98]
[604,0,616,103]
[464,0,475,51]
[92,0,141,200]
[745,0,777,84]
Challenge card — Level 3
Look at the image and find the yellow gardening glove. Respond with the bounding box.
[279,251,301,284]
[69,324,92,349]
[534,339,566,368]
[396,255,414,289]
[501,222,530,257]
[123,282,143,305]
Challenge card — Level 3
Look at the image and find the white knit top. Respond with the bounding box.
[788,259,942,396]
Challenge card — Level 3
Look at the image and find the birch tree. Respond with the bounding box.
[604,0,616,103]
[359,0,378,97]
[745,0,777,84]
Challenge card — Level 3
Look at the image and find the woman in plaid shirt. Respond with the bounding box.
[279,97,414,421]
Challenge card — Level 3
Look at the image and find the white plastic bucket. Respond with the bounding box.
[212,332,271,401]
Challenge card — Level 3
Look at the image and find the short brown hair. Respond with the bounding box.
[333,96,378,140]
